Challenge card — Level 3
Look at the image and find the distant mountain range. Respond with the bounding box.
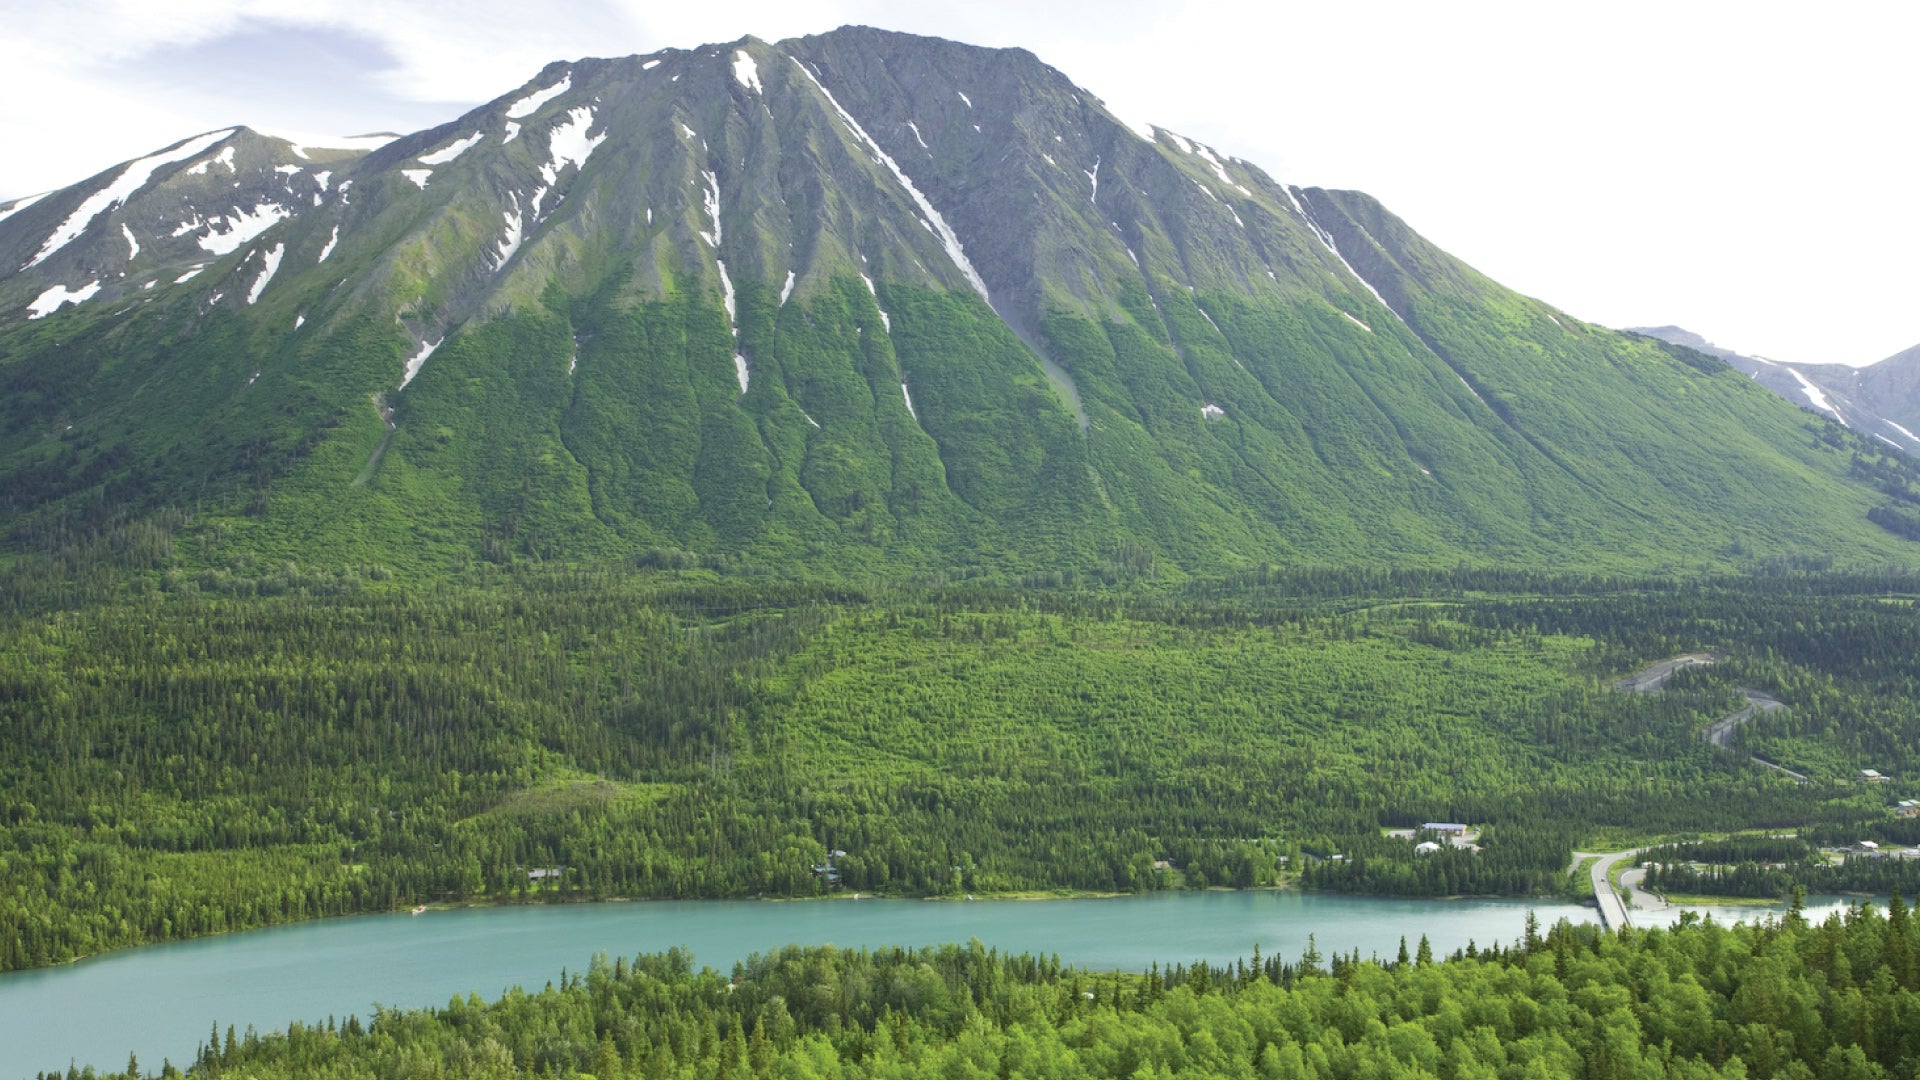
[1627,327,1920,456]
[2,26,1917,577]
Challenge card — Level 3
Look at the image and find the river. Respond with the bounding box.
[0,890,1855,1079]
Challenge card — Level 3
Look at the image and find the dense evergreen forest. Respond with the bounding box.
[1638,837,1920,902]
[5,546,1920,974]
[44,898,1920,1080]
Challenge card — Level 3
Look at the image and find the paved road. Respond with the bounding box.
[1702,688,1783,747]
[1611,654,1718,693]
[1616,867,1669,915]
[1573,850,1638,930]
[1614,658,1809,783]
[1700,688,1808,782]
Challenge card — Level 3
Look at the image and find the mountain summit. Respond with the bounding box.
[1,27,1913,575]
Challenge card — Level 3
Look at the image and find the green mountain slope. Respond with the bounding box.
[0,27,1911,577]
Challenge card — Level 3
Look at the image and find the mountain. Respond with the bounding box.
[2,26,1916,578]
[1628,326,1920,457]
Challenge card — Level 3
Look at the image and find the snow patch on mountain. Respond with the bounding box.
[901,382,918,418]
[506,74,571,119]
[1289,186,1406,325]
[417,132,484,165]
[1201,403,1225,420]
[197,204,290,255]
[779,270,796,306]
[717,260,737,325]
[187,145,237,176]
[1876,434,1903,449]
[794,59,990,302]
[121,223,139,260]
[538,108,605,188]
[642,59,662,71]
[715,259,747,394]
[245,244,284,304]
[1342,311,1372,333]
[174,266,204,283]
[1788,368,1847,425]
[26,280,102,319]
[861,273,890,331]
[494,195,525,268]
[398,338,442,390]
[402,169,433,188]
[699,170,722,247]
[1884,420,1920,443]
[0,192,48,225]
[1191,143,1252,196]
[732,50,762,93]
[956,91,972,107]
[1085,157,1099,203]
[907,121,929,149]
[317,225,340,263]
[25,128,235,268]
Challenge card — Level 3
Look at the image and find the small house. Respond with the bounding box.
[1414,841,1442,855]
[1857,841,1880,852]
[1422,822,1469,835]
[1857,769,1890,783]
[1896,800,1920,818]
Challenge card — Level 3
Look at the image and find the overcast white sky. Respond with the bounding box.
[4,0,1914,365]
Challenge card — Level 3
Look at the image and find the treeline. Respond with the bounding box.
[1299,823,1582,898]
[1646,856,1920,902]
[44,899,1920,1080]
[1634,837,1920,901]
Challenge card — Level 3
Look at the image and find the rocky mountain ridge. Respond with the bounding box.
[1,26,1916,576]
[1628,326,1920,456]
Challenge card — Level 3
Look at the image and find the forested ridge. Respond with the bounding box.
[49,898,1920,1080]
[5,565,1920,973]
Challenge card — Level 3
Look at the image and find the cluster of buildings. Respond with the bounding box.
[811,849,848,888]
[1411,822,1473,856]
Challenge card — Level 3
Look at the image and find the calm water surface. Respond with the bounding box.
[0,890,1847,1079]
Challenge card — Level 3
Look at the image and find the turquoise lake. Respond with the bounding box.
[0,889,1843,1079]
